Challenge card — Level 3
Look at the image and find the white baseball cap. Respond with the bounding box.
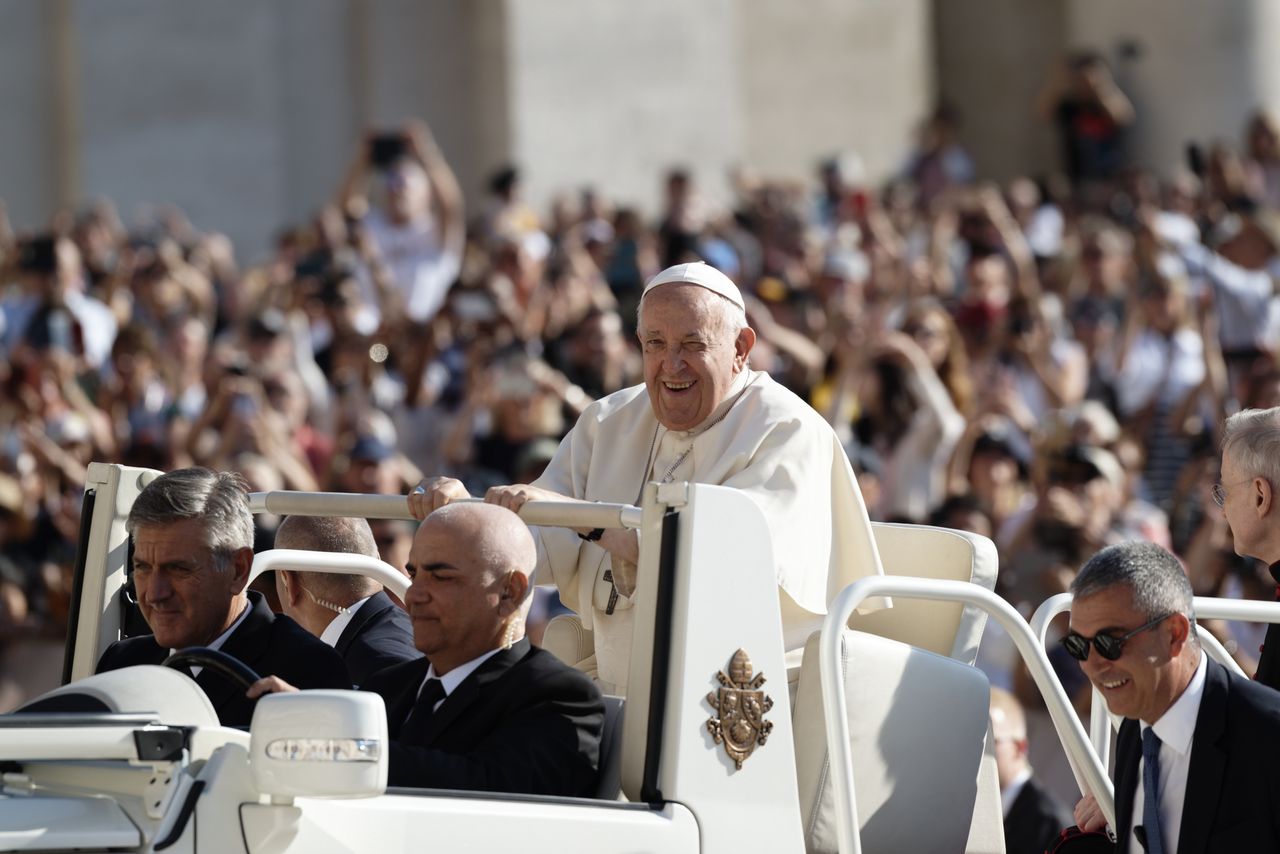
[642,261,745,311]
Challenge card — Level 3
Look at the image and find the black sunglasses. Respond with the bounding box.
[1061,613,1173,662]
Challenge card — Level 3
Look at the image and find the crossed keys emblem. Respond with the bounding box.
[705,648,774,770]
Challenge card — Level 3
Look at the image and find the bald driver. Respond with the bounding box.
[251,503,603,796]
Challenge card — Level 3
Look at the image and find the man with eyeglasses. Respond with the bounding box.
[1218,406,1280,690]
[1069,541,1280,853]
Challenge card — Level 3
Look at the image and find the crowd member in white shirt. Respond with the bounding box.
[842,328,966,522]
[335,120,465,326]
[1070,541,1280,853]
[0,234,117,372]
[1150,206,1280,375]
[1113,258,1206,509]
[272,514,419,688]
[409,261,889,694]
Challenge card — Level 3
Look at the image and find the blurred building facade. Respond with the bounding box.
[1,0,1277,258]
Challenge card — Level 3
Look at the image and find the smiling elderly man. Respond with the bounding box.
[96,468,351,725]
[410,261,887,694]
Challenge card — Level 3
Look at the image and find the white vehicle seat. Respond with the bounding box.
[792,630,994,854]
[16,665,220,729]
[543,613,597,674]
[594,695,625,800]
[851,523,998,666]
[543,523,998,676]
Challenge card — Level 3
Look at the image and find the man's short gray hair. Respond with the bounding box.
[1221,407,1280,490]
[126,468,254,569]
[1071,541,1196,628]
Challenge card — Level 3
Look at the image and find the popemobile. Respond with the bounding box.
[4,461,1273,853]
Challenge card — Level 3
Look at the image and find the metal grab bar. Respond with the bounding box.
[1191,595,1280,625]
[821,577,1115,854]
[249,549,411,600]
[1030,592,1073,646]
[247,491,643,530]
[1029,593,1119,787]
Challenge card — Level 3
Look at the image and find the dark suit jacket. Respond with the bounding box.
[1252,562,1280,690]
[335,590,421,687]
[96,592,352,727]
[362,638,603,796]
[1113,658,1280,854]
[1004,776,1072,854]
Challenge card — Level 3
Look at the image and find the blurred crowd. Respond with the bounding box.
[3,56,1280,700]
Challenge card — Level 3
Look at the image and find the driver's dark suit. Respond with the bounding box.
[96,591,351,726]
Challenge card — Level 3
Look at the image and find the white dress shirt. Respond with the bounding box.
[1001,767,1032,818]
[1128,650,1207,854]
[414,647,505,713]
[318,595,374,647]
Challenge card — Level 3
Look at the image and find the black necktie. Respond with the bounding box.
[400,677,446,743]
[1141,727,1165,854]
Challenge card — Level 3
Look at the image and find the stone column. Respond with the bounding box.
[1067,0,1280,177]
[933,0,1066,183]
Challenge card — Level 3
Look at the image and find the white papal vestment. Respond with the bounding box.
[532,369,888,692]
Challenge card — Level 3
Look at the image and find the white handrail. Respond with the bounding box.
[821,577,1115,854]
[1193,595,1280,624]
[247,491,643,529]
[249,549,410,600]
[1030,592,1073,645]
[1029,592,1116,769]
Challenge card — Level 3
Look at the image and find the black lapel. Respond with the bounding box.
[1255,623,1280,690]
[418,640,530,746]
[195,593,273,711]
[1175,660,1228,854]
[1113,718,1141,854]
[1255,565,1280,689]
[335,591,393,657]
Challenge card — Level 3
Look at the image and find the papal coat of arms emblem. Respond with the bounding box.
[705,648,774,770]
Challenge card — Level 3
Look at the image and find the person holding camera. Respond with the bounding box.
[0,234,117,374]
[1036,51,1135,189]
[335,120,464,326]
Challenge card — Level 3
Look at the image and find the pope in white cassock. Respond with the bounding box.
[410,261,888,694]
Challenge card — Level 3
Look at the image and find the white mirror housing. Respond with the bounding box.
[250,691,388,799]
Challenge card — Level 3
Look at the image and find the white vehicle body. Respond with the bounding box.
[2,461,1186,853]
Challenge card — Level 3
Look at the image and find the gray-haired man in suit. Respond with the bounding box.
[1071,541,1280,853]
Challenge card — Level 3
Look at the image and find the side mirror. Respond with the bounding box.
[250,691,388,799]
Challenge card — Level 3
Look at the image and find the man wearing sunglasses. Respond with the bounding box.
[1218,406,1280,690]
[1068,541,1280,853]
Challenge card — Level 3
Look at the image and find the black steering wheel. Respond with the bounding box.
[162,647,262,692]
